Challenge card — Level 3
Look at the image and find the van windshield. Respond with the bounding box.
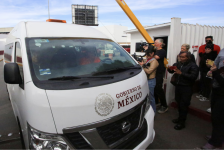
[26,38,137,81]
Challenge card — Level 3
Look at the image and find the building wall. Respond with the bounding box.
[95,25,130,44]
[0,34,7,60]
[130,26,170,54]
[0,27,13,33]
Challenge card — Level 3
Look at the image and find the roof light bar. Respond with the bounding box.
[46,19,67,23]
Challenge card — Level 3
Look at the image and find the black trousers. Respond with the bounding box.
[200,71,212,98]
[208,92,224,147]
[155,72,167,107]
[175,85,193,122]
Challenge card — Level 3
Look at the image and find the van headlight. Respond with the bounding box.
[145,95,150,114]
[28,125,70,150]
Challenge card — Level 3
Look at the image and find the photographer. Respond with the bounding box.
[168,51,199,130]
[139,48,159,113]
[154,39,168,113]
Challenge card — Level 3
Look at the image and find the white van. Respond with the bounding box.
[3,21,155,149]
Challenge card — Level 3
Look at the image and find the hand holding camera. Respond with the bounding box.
[138,61,144,66]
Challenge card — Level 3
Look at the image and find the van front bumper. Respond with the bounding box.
[133,106,155,149]
[62,99,155,149]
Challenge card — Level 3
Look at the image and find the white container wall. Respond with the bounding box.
[180,23,224,62]
[166,20,224,104]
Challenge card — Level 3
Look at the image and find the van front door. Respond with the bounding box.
[11,40,26,133]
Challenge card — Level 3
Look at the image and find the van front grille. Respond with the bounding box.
[96,106,142,146]
[64,132,92,149]
[114,119,147,149]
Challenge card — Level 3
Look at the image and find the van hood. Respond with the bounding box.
[46,71,149,133]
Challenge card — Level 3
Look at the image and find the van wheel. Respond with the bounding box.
[17,118,26,149]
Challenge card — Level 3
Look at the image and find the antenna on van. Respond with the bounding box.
[48,0,50,19]
[99,20,117,42]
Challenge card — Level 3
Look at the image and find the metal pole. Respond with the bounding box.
[115,0,154,44]
[48,0,50,19]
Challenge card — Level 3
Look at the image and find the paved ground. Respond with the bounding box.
[0,62,22,149]
[0,61,213,149]
[147,107,212,149]
[191,93,211,112]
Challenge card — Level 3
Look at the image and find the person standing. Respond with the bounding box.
[168,52,199,130]
[154,39,168,113]
[176,44,196,63]
[199,36,221,56]
[197,42,218,101]
[200,50,224,149]
[197,36,220,100]
[139,48,159,113]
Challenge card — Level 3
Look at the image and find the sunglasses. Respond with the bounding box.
[206,40,212,42]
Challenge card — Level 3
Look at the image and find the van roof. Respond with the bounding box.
[13,21,110,39]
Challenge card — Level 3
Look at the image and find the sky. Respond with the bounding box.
[0,0,224,29]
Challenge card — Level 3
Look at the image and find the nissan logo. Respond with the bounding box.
[121,121,131,133]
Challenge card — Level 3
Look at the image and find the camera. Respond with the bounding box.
[132,53,144,62]
[132,42,155,68]
[132,53,150,68]
[142,63,150,68]
[139,42,148,52]
[139,42,154,52]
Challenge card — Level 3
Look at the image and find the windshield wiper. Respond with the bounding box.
[92,66,141,76]
[48,75,114,81]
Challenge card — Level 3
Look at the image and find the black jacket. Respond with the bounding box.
[212,68,224,97]
[176,53,196,64]
[199,51,217,73]
[168,61,199,86]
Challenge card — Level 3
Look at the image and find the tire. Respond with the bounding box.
[17,118,26,149]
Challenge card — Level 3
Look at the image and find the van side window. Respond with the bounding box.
[15,42,24,89]
[4,43,13,63]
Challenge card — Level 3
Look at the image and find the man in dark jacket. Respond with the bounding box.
[200,50,224,149]
[197,42,218,101]
[168,51,199,130]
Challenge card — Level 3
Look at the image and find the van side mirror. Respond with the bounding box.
[4,63,22,84]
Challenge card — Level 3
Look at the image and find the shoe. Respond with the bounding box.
[156,103,161,108]
[174,123,185,130]
[158,106,168,114]
[199,97,209,102]
[200,142,221,149]
[206,108,211,113]
[172,119,180,124]
[205,135,224,146]
[205,135,211,141]
[196,94,203,99]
